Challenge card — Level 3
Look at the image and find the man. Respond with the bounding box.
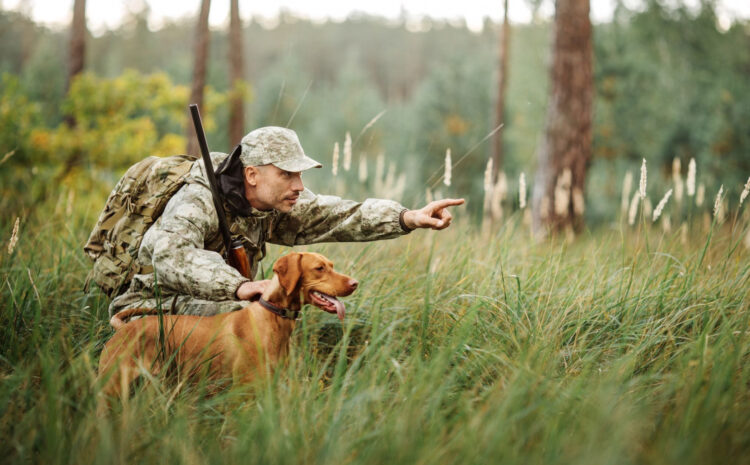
[109,127,464,317]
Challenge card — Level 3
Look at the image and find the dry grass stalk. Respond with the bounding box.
[425,188,434,204]
[740,176,750,206]
[554,169,572,217]
[519,173,527,209]
[686,158,696,196]
[628,191,640,226]
[696,183,705,207]
[713,185,724,218]
[621,171,633,214]
[673,158,683,202]
[7,217,20,255]
[332,142,339,176]
[444,149,452,187]
[343,132,352,172]
[639,158,647,199]
[653,189,673,222]
[0,149,16,166]
[745,228,750,250]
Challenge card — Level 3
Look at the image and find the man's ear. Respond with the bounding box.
[244,166,258,187]
[273,253,302,296]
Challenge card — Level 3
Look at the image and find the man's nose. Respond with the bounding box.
[292,174,304,192]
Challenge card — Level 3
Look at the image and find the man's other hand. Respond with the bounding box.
[236,279,272,301]
[402,198,465,230]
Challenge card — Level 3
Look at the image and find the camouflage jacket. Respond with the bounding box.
[134,152,409,301]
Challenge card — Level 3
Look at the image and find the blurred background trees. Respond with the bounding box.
[0,1,748,228]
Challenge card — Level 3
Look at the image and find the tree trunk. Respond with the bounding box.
[491,0,510,181]
[65,0,86,127]
[531,0,593,237]
[186,0,212,157]
[228,0,245,146]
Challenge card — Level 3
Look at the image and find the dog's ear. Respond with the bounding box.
[273,253,302,296]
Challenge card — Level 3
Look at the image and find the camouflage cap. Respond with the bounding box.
[240,127,322,172]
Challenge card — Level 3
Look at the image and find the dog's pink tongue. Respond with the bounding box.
[334,299,346,321]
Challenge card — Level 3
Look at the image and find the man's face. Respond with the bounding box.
[245,164,304,213]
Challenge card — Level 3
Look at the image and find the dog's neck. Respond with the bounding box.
[260,275,302,315]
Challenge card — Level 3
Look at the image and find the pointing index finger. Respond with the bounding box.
[431,198,465,210]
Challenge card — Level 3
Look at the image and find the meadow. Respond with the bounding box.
[1,182,749,465]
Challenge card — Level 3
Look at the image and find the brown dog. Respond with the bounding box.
[97,252,358,401]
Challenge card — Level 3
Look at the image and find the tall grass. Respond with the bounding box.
[1,200,749,464]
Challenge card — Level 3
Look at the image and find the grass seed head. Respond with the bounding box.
[332,142,339,176]
[7,217,20,255]
[358,153,368,182]
[713,185,724,218]
[696,183,705,207]
[628,191,640,225]
[483,158,493,213]
[343,132,352,171]
[653,189,673,222]
[621,171,633,213]
[673,158,683,202]
[686,158,696,196]
[519,172,527,209]
[639,158,647,199]
[740,176,750,206]
[443,149,452,187]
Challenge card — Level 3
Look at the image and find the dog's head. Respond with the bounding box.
[272,252,358,320]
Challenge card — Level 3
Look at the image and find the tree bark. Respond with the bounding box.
[65,0,86,127]
[491,0,510,181]
[532,0,593,237]
[186,0,212,157]
[228,0,245,146]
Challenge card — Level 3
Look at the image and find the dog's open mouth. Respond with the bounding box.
[310,291,345,321]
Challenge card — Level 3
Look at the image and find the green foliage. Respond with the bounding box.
[594,2,750,189]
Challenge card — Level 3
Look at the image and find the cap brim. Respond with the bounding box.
[273,155,322,172]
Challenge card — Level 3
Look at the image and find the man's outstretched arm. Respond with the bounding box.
[269,189,465,246]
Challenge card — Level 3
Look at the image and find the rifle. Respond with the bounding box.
[189,103,252,279]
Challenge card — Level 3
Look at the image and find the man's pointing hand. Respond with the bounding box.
[402,198,465,231]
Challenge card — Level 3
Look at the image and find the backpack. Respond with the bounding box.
[83,155,196,297]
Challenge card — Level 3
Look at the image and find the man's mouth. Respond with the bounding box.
[310,291,346,320]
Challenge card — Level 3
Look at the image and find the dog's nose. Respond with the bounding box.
[348,279,359,290]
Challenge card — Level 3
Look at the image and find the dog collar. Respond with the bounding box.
[259,297,299,320]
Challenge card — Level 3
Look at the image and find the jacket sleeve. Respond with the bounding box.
[139,183,249,300]
[268,189,411,246]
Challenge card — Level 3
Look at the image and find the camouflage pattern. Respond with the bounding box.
[109,151,409,317]
[240,127,322,171]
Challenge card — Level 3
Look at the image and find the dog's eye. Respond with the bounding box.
[315,266,325,271]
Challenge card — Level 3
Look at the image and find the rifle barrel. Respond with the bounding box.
[189,104,234,251]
